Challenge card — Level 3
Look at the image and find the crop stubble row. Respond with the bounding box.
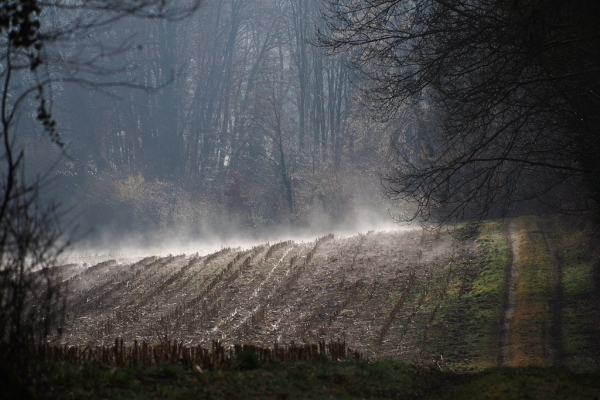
[56,228,494,364]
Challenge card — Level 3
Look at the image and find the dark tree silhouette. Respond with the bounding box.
[0,0,201,362]
[319,0,600,222]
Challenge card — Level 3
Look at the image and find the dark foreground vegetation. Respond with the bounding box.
[3,358,600,400]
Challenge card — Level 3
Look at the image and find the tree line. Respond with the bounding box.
[22,0,394,238]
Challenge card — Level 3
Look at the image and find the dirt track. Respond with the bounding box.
[540,218,563,367]
[501,217,563,367]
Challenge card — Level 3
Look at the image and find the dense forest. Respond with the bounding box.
[12,0,403,247]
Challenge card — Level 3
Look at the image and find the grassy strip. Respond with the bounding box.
[7,360,600,400]
[452,366,599,400]
[552,217,600,372]
[462,219,511,368]
[420,220,510,370]
[511,216,550,366]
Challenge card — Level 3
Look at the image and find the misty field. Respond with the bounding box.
[49,216,598,373]
[56,224,499,367]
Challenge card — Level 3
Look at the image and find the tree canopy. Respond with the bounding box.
[320,0,600,221]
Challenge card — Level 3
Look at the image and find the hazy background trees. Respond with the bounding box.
[15,0,401,248]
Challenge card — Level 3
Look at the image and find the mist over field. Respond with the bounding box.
[8,0,420,257]
[65,204,409,260]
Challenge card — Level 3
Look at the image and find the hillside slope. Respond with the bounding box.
[56,217,599,371]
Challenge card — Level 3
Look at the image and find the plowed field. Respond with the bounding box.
[57,223,511,369]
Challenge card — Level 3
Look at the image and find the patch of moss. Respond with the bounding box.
[419,219,510,370]
[552,217,600,372]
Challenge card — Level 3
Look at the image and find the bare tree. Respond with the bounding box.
[0,0,201,361]
[319,0,600,222]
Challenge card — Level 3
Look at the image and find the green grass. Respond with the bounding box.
[453,366,599,400]
[420,220,510,370]
[553,217,600,372]
[464,219,511,367]
[12,359,600,400]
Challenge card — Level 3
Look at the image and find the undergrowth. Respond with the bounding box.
[11,359,600,400]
